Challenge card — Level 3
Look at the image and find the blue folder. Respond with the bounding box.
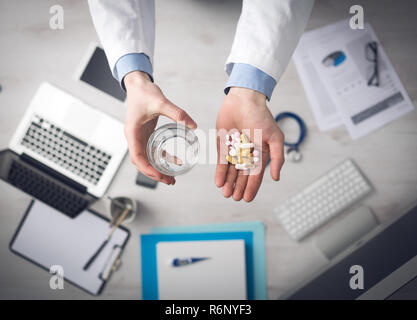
[151,221,267,300]
[141,231,254,300]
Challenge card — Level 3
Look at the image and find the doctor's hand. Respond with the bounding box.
[124,71,197,185]
[215,87,285,202]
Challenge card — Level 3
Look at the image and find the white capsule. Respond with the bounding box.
[253,157,259,163]
[236,163,255,170]
[235,163,246,170]
[240,143,254,148]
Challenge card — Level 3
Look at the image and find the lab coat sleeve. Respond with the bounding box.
[225,63,276,100]
[226,0,314,83]
[87,0,155,78]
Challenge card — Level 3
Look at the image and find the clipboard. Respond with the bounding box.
[9,200,130,295]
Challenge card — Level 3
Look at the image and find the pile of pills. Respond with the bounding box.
[225,132,259,170]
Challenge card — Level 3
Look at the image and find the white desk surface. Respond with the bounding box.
[0,0,416,299]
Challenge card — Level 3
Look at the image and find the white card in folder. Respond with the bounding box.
[156,240,247,300]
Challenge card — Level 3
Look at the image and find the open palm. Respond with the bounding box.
[215,88,285,202]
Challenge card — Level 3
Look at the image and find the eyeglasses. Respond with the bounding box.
[366,41,379,87]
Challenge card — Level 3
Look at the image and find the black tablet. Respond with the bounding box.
[78,45,126,102]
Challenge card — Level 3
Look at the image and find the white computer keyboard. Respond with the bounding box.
[274,159,373,241]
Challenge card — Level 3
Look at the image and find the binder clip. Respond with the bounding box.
[99,244,123,281]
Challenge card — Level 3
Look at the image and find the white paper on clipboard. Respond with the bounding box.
[10,200,129,295]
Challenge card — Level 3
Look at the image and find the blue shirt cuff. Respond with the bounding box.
[224,63,276,101]
[114,53,154,91]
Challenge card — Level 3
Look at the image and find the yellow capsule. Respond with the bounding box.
[240,134,250,143]
[241,148,250,157]
[242,157,252,164]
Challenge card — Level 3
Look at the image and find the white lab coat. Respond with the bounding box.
[88,0,314,82]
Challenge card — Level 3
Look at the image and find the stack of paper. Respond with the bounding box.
[293,19,414,139]
[140,221,266,300]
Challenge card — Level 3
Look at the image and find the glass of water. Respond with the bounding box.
[147,123,199,176]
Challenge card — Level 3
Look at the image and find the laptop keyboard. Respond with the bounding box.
[8,160,88,217]
[20,115,112,185]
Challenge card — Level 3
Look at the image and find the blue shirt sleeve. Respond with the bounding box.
[114,53,154,91]
[224,63,277,101]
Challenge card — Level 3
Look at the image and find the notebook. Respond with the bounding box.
[157,240,246,300]
[9,200,130,295]
[141,232,254,300]
[151,221,267,299]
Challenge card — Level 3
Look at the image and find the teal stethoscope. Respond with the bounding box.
[268,111,307,164]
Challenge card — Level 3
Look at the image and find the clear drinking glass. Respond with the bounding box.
[147,123,199,176]
[109,196,137,224]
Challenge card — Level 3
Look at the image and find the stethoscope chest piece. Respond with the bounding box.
[285,147,302,163]
[267,111,307,166]
[276,111,306,164]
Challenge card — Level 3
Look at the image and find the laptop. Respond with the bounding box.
[0,82,127,217]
